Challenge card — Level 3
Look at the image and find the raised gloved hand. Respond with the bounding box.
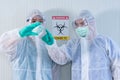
[19,22,41,37]
[42,29,54,45]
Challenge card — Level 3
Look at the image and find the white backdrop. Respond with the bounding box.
[0,0,120,80]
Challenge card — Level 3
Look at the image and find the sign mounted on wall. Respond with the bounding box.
[52,16,70,40]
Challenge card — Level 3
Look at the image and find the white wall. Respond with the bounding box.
[0,0,120,80]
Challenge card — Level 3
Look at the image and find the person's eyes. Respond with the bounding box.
[32,21,36,23]
[39,21,43,23]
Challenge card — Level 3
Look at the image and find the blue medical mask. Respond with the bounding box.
[75,26,89,37]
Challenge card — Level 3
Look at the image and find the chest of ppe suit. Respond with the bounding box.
[44,10,120,80]
[0,29,60,80]
[46,35,120,80]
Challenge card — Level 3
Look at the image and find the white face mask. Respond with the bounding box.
[75,26,89,38]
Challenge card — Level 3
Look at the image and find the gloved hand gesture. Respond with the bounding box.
[42,29,54,45]
[19,22,41,37]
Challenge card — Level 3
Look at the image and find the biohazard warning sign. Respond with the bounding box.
[52,16,70,40]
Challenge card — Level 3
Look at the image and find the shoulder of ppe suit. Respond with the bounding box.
[0,28,21,55]
[0,28,21,41]
[95,34,120,49]
[96,34,117,45]
[94,34,107,42]
[105,36,120,49]
[91,34,108,48]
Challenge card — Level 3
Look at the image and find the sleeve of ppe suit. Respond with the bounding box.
[106,37,120,80]
[46,39,73,65]
[0,29,21,56]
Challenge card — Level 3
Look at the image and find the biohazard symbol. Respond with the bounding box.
[54,22,67,35]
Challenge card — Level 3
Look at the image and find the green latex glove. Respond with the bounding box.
[19,22,41,37]
[42,29,54,45]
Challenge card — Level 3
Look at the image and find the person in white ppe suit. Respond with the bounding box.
[40,10,120,80]
[0,9,60,80]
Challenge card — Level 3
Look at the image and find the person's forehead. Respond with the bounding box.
[32,15,43,20]
[75,18,84,22]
